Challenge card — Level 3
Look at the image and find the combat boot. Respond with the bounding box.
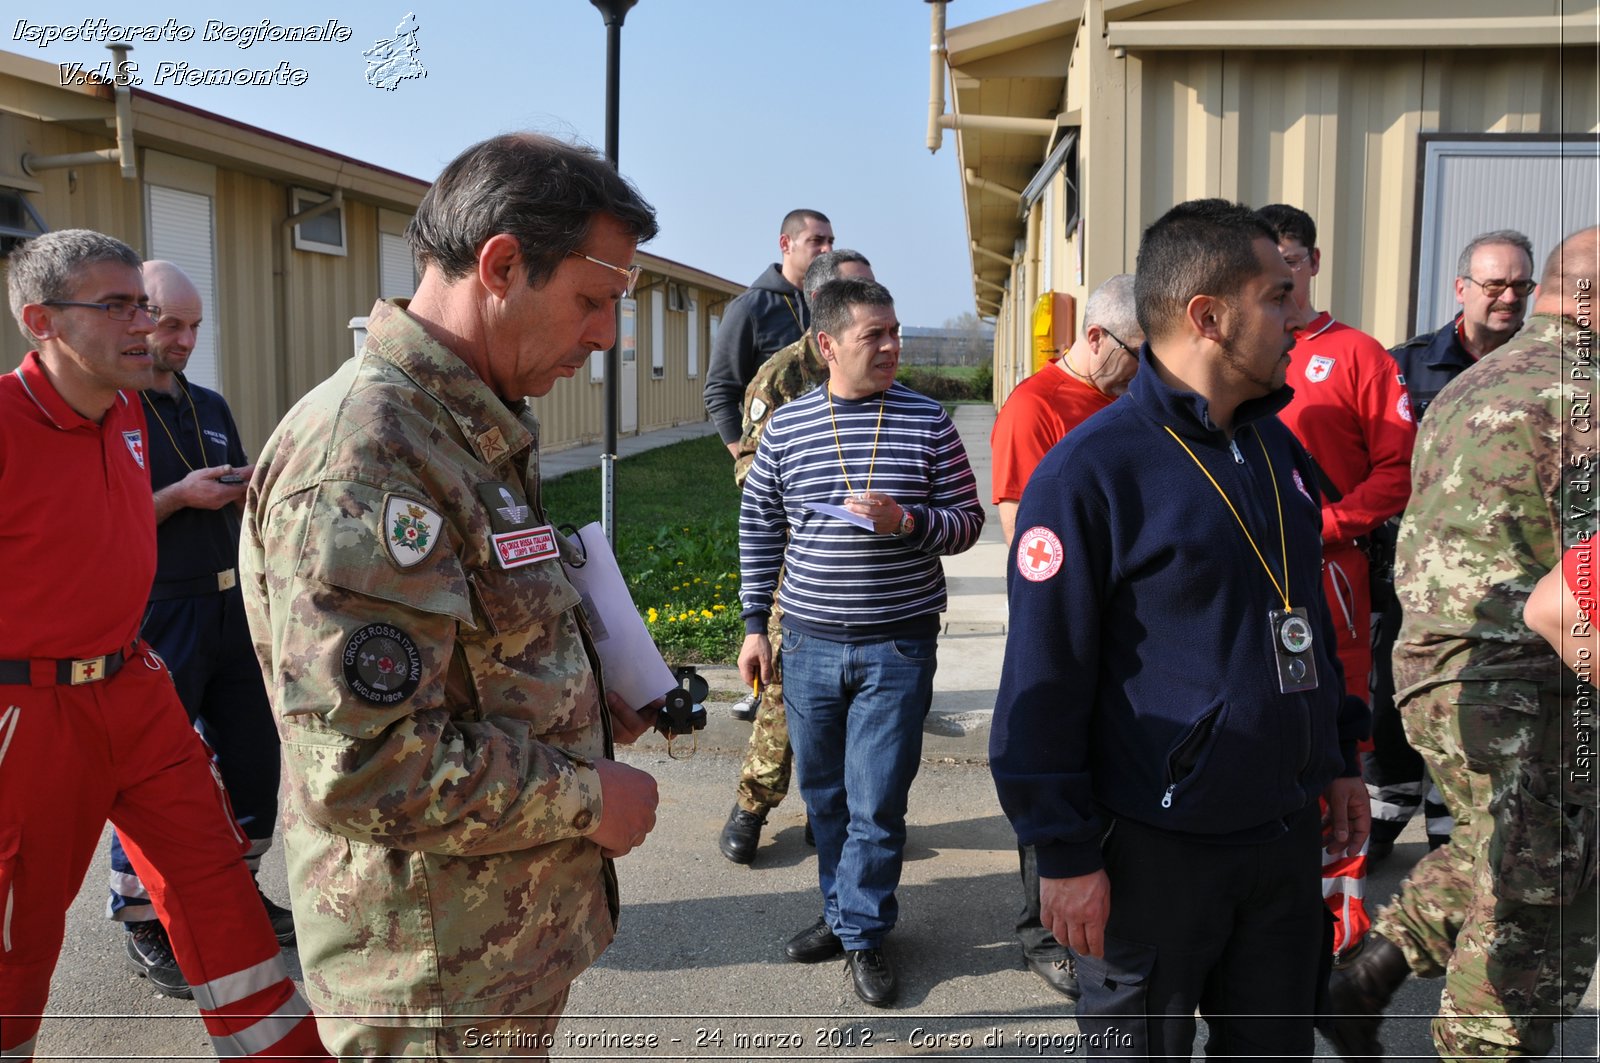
[255,876,297,946]
[124,920,192,999]
[1318,932,1409,1062]
[718,803,765,864]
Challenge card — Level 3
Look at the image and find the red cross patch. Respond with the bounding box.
[1017,526,1064,582]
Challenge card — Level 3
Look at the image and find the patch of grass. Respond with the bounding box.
[899,362,993,403]
[541,433,743,664]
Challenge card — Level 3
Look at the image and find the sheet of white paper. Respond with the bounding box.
[561,522,677,709]
[804,501,875,531]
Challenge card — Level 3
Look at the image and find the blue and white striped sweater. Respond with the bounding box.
[739,382,984,639]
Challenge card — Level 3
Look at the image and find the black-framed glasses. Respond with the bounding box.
[42,299,161,321]
[1462,276,1535,299]
[568,251,641,298]
[1100,328,1135,354]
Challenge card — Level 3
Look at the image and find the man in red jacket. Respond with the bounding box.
[0,229,328,1062]
[1257,204,1415,961]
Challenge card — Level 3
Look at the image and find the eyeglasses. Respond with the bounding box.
[1100,329,1136,354]
[1281,254,1312,273]
[42,299,161,321]
[568,251,641,298]
[1462,276,1536,300]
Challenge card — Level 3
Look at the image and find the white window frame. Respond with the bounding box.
[291,187,347,256]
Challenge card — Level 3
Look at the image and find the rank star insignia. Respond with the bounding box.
[382,494,443,568]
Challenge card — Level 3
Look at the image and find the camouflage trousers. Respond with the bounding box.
[317,985,569,1059]
[736,603,792,816]
[1371,679,1598,1060]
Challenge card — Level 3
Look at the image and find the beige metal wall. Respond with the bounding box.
[989,34,1598,391]
[1123,45,1597,348]
[532,273,735,449]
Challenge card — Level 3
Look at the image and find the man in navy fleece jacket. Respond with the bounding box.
[990,199,1370,1060]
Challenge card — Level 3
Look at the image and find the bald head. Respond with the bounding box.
[1534,227,1600,316]
[141,261,203,391]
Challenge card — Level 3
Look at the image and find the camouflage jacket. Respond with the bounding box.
[240,299,614,1024]
[1394,312,1597,693]
[733,330,827,488]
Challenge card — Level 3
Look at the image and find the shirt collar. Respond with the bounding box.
[13,350,112,432]
[1127,342,1292,441]
[361,298,535,468]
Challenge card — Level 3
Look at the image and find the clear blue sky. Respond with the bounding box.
[13,1,1027,326]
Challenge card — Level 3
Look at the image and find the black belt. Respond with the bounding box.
[0,644,134,686]
[147,568,238,602]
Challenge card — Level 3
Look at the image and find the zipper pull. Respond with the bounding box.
[1229,439,1244,464]
[1161,784,1175,809]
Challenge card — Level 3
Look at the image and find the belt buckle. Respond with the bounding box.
[70,656,108,684]
[217,569,237,592]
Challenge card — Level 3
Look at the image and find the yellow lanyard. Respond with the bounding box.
[1163,426,1291,611]
[142,380,209,472]
[782,294,804,334]
[825,383,885,497]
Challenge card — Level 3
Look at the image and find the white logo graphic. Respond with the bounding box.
[1397,393,1413,423]
[1305,355,1335,383]
[383,495,444,568]
[121,429,145,469]
[364,12,426,91]
[1017,527,1064,583]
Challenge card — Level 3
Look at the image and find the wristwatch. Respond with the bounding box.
[896,508,916,537]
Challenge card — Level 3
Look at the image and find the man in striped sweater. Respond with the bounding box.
[738,277,985,1007]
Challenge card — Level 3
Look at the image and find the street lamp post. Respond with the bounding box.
[589,0,638,546]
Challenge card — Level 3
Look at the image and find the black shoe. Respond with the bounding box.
[255,879,297,946]
[1026,952,1081,1000]
[719,804,765,864]
[729,692,759,722]
[1318,933,1410,1062]
[804,817,815,847]
[785,917,843,963]
[846,948,897,1007]
[124,921,192,999]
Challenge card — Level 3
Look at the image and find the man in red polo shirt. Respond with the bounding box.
[1257,204,1415,962]
[0,230,328,1062]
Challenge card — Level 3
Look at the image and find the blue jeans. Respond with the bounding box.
[780,627,937,950]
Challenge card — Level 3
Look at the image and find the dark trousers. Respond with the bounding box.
[108,587,281,921]
[1016,843,1068,959]
[1073,804,1329,1060]
[1365,589,1452,843]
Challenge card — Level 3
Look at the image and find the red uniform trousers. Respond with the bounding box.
[1318,540,1372,960]
[0,644,328,1061]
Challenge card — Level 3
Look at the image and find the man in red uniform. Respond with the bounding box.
[1258,204,1415,961]
[988,273,1142,998]
[991,274,1142,546]
[0,230,328,1062]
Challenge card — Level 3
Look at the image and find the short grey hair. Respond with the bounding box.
[1083,273,1140,342]
[803,249,871,299]
[1457,229,1534,279]
[8,229,142,342]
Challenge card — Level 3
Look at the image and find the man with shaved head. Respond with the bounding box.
[1324,226,1600,1061]
[104,261,294,999]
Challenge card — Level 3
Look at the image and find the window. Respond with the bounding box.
[650,290,665,378]
[379,231,417,298]
[146,184,219,389]
[291,188,346,256]
[686,297,700,378]
[0,185,46,257]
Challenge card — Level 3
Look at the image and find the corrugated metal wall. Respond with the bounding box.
[1123,46,1597,347]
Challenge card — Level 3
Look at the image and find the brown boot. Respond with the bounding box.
[1318,933,1410,1062]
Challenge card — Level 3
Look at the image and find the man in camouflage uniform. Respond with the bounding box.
[719,250,874,864]
[1323,226,1599,1062]
[241,134,663,1058]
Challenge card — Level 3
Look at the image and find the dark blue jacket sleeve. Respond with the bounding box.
[990,466,1113,879]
